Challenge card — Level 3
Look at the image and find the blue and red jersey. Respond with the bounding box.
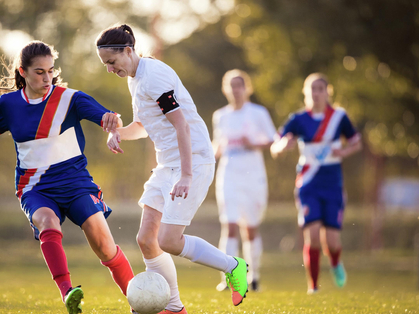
[0,86,112,199]
[280,105,359,189]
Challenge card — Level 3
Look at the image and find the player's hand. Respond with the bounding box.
[332,148,346,158]
[283,133,297,150]
[241,136,253,150]
[107,130,124,154]
[170,175,192,201]
[102,112,119,133]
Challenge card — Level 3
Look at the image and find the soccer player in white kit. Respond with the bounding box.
[95,24,249,314]
[212,70,276,291]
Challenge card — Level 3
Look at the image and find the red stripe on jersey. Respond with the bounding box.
[16,168,37,199]
[35,87,66,139]
[312,105,334,143]
[295,165,310,188]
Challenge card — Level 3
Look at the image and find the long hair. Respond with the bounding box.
[0,41,65,95]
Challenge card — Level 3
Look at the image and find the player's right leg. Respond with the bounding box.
[137,206,185,313]
[217,223,239,291]
[25,193,76,304]
[303,222,322,294]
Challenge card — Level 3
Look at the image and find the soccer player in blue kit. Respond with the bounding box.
[0,41,135,313]
[271,73,362,294]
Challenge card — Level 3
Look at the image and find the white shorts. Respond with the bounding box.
[139,163,215,226]
[216,166,268,227]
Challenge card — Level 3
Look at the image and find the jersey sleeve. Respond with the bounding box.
[212,110,221,142]
[259,107,276,141]
[145,63,181,115]
[0,96,9,134]
[280,113,299,137]
[340,113,358,140]
[73,92,113,126]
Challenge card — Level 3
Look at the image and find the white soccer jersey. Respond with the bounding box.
[128,58,215,167]
[213,102,276,173]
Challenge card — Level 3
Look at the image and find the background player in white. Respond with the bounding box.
[271,73,362,294]
[212,69,276,292]
[95,24,249,314]
[0,41,134,314]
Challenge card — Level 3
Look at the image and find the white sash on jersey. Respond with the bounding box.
[16,88,79,169]
[296,108,346,187]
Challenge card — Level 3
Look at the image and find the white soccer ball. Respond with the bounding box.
[127,272,171,314]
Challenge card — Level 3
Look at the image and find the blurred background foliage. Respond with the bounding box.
[1,0,419,208]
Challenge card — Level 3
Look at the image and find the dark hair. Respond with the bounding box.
[96,24,136,53]
[0,41,65,94]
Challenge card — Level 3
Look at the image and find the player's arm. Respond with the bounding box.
[107,121,148,154]
[270,132,297,158]
[166,108,192,201]
[332,114,362,158]
[332,134,362,158]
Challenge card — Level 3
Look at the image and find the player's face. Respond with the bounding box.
[310,79,328,106]
[97,48,134,78]
[230,77,247,102]
[20,55,54,99]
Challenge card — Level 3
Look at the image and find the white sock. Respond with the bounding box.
[143,252,183,312]
[243,236,263,281]
[218,236,239,283]
[179,235,237,273]
[219,234,239,257]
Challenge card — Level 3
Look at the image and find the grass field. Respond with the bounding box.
[0,201,418,313]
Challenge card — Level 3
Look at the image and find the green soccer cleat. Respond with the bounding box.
[331,263,347,288]
[225,257,249,306]
[64,286,83,314]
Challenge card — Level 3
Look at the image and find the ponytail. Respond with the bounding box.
[96,24,136,53]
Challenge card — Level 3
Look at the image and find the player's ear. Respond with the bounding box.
[18,67,26,78]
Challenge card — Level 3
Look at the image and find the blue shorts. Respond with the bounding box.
[295,185,345,229]
[20,182,112,240]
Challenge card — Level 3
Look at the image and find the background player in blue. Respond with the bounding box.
[270,73,362,294]
[0,41,135,314]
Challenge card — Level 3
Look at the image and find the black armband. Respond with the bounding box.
[156,90,180,114]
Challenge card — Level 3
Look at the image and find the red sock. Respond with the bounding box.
[39,229,72,301]
[329,248,341,267]
[101,245,134,296]
[303,244,320,289]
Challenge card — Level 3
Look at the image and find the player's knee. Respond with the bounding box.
[33,214,60,231]
[137,232,157,251]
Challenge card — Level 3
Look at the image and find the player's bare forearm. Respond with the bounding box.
[166,109,192,178]
[342,140,362,158]
[118,122,148,141]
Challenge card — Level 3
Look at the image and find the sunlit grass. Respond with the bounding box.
[0,243,417,314]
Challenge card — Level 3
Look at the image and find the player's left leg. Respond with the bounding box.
[159,224,248,306]
[81,211,134,296]
[323,228,346,287]
[322,189,346,287]
[241,225,262,291]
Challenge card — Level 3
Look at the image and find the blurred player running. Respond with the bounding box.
[96,24,249,314]
[212,69,276,292]
[0,41,134,313]
[271,73,362,294]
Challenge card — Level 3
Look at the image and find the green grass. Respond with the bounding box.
[0,243,418,314]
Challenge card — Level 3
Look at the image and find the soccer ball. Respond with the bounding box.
[127,272,171,314]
